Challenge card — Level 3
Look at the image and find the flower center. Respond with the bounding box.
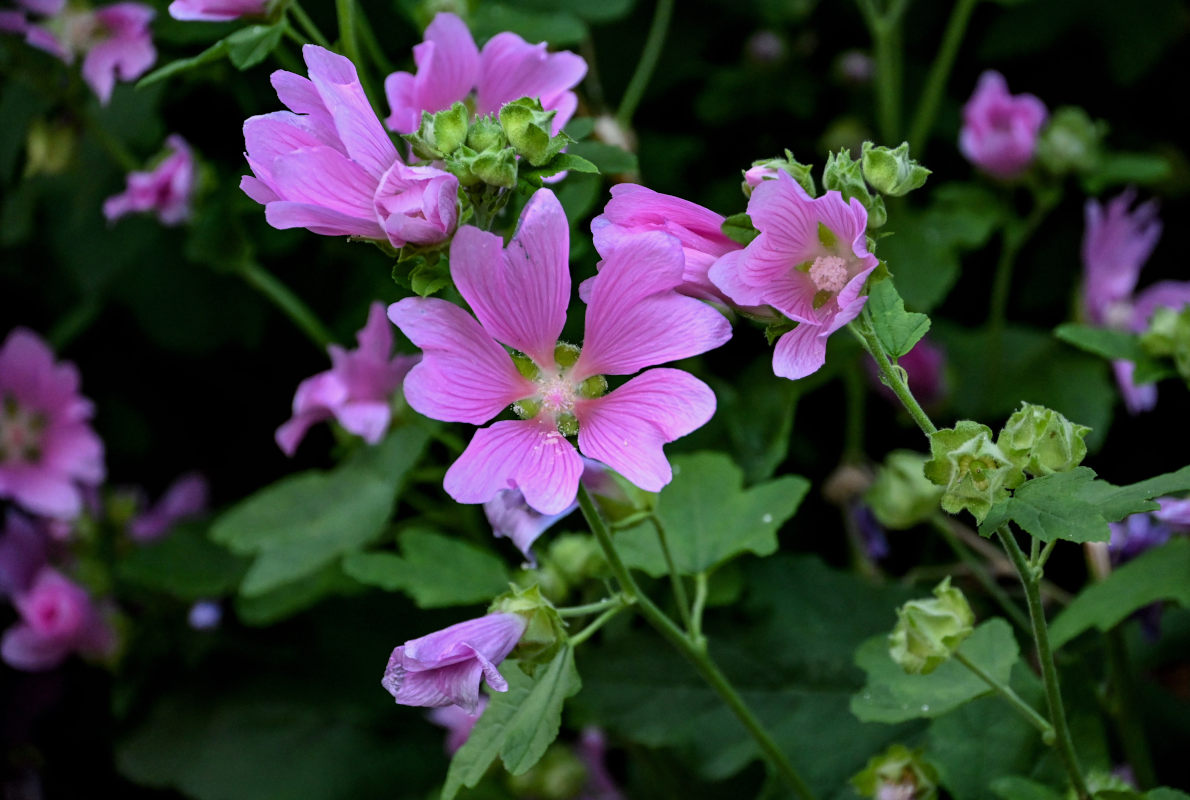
[809,255,849,294]
[510,343,607,436]
[0,394,45,466]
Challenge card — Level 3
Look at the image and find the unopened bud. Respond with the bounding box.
[888,577,974,675]
[822,148,886,227]
[923,421,1024,522]
[997,403,1090,478]
[861,141,930,197]
[466,114,507,153]
[852,744,939,800]
[489,584,565,669]
[865,451,942,530]
[742,150,816,197]
[1141,305,1190,385]
[1036,106,1105,176]
[499,98,572,167]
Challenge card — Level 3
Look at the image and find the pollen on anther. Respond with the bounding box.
[809,255,849,294]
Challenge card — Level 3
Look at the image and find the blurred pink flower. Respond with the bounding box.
[867,336,947,408]
[168,0,267,22]
[128,472,209,542]
[427,696,487,754]
[958,71,1046,179]
[104,134,195,226]
[1,567,115,671]
[0,511,48,597]
[383,12,586,135]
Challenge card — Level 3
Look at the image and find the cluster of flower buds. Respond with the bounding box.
[851,743,940,800]
[888,577,975,675]
[998,403,1091,478]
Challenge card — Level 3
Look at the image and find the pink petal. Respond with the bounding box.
[1,469,81,520]
[476,33,586,132]
[451,190,570,366]
[1,623,70,671]
[383,13,479,134]
[772,323,828,380]
[275,410,328,456]
[269,145,378,219]
[1131,280,1190,331]
[444,420,582,514]
[708,249,769,307]
[270,70,339,144]
[575,369,715,492]
[302,45,398,180]
[388,298,534,424]
[335,400,391,443]
[264,201,384,239]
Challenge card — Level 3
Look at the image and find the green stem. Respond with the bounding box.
[335,0,380,110]
[558,596,627,618]
[1037,538,1058,569]
[848,316,937,437]
[690,572,708,645]
[577,485,818,800]
[995,526,1090,800]
[906,0,979,156]
[616,0,674,126]
[569,604,627,646]
[650,514,694,634]
[930,516,1030,633]
[289,2,330,48]
[843,362,867,462]
[954,650,1054,738]
[238,260,333,352]
[858,0,909,143]
[353,1,395,75]
[1104,627,1157,788]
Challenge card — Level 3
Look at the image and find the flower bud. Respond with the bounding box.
[888,577,974,675]
[25,119,76,177]
[1036,106,1105,176]
[742,150,816,198]
[1140,305,1190,385]
[499,97,572,167]
[997,403,1091,478]
[489,584,566,669]
[822,148,886,227]
[865,451,943,530]
[851,744,939,800]
[861,141,930,197]
[923,421,1024,522]
[466,114,508,153]
[546,533,607,587]
[406,102,470,160]
[471,146,519,189]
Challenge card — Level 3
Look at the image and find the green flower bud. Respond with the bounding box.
[865,450,943,530]
[471,146,518,189]
[1036,106,1105,176]
[489,584,566,670]
[861,141,931,197]
[466,113,507,153]
[405,102,469,160]
[851,744,939,800]
[499,97,572,167]
[923,421,1024,522]
[546,533,608,586]
[1141,305,1190,384]
[1068,769,1133,800]
[742,149,816,197]
[997,402,1091,478]
[822,148,887,228]
[888,577,974,675]
[25,118,76,177]
[506,744,588,800]
[442,145,483,187]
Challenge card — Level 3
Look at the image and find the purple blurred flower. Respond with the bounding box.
[383,12,586,135]
[1,567,115,671]
[242,45,459,249]
[852,503,890,561]
[709,171,878,380]
[389,189,729,515]
[128,472,209,542]
[577,727,625,800]
[958,71,1047,179]
[382,612,527,713]
[277,302,418,456]
[0,328,105,520]
[867,336,948,408]
[168,0,267,22]
[187,599,222,630]
[0,511,48,597]
[427,695,487,754]
[104,134,195,226]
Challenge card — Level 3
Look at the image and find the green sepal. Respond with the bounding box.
[997,402,1091,478]
[499,97,574,167]
[861,141,931,197]
[924,421,1024,523]
[721,212,760,245]
[887,577,975,675]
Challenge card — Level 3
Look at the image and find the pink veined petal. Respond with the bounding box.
[269,145,378,218]
[574,232,731,379]
[708,249,768,308]
[383,13,480,134]
[401,613,526,666]
[772,323,829,380]
[451,189,570,366]
[335,400,391,444]
[575,369,715,492]
[388,298,534,424]
[476,33,586,129]
[243,112,331,179]
[270,70,340,145]
[444,420,583,515]
[264,200,385,239]
[392,654,485,710]
[743,173,820,271]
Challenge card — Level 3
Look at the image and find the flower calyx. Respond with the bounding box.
[997,402,1091,478]
[499,97,574,167]
[888,577,975,676]
[861,141,931,198]
[923,420,1024,522]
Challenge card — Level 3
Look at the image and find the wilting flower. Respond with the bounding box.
[382,612,527,713]
[384,12,586,135]
[709,171,878,380]
[591,184,742,307]
[389,189,730,515]
[1,567,115,671]
[958,71,1046,179]
[104,134,195,226]
[1080,192,1190,413]
[427,696,487,754]
[128,472,208,542]
[0,328,105,520]
[242,45,459,249]
[277,302,418,455]
[168,0,267,22]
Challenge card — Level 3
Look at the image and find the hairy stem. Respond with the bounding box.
[616,0,675,126]
[289,2,330,48]
[954,650,1054,738]
[849,315,937,438]
[650,514,694,634]
[239,260,333,352]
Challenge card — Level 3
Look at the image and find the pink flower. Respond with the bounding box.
[1,567,115,671]
[389,189,730,515]
[382,612,527,713]
[383,12,586,135]
[591,183,742,307]
[0,511,48,597]
[958,71,1047,179]
[277,302,419,455]
[0,328,105,520]
[577,727,625,800]
[242,45,459,249]
[709,171,879,380]
[168,0,267,22]
[484,461,608,565]
[427,696,487,754]
[104,134,195,226]
[128,472,209,542]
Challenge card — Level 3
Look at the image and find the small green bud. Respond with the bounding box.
[865,450,943,530]
[545,533,608,586]
[1141,305,1190,384]
[851,744,939,800]
[1068,769,1133,800]
[742,149,816,197]
[442,145,483,187]
[405,103,469,160]
[822,148,886,228]
[861,141,931,197]
[489,584,566,669]
[25,118,76,177]
[888,577,974,675]
[499,97,572,167]
[466,114,507,153]
[506,743,588,800]
[923,421,1024,522]
[997,402,1091,478]
[1036,106,1105,176]
[470,146,518,189]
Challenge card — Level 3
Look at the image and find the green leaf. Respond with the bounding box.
[721,213,759,246]
[520,152,600,185]
[117,522,246,601]
[978,468,1110,543]
[1049,539,1190,649]
[614,452,809,576]
[470,4,587,46]
[1147,790,1190,800]
[991,777,1064,800]
[136,40,230,88]
[1082,152,1172,194]
[566,141,636,173]
[1054,323,1147,362]
[563,118,594,140]
[234,562,358,626]
[442,649,581,800]
[225,23,286,70]
[851,619,1020,723]
[1077,465,1190,522]
[867,279,931,359]
[211,427,429,596]
[342,527,511,608]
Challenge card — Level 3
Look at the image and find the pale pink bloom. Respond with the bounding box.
[591,183,742,307]
[128,472,209,542]
[168,0,267,22]
[389,189,730,515]
[1,567,115,671]
[709,171,879,380]
[0,329,105,520]
[958,71,1047,179]
[0,511,48,597]
[242,45,459,248]
[383,12,586,135]
[104,134,195,225]
[382,612,526,713]
[743,164,779,191]
[277,302,418,455]
[427,696,487,754]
